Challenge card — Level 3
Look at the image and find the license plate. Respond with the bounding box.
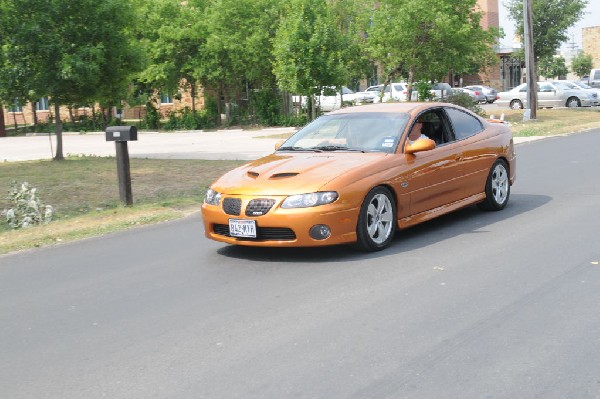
[229,219,257,238]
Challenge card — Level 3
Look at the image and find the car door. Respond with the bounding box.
[444,107,490,198]
[537,83,562,107]
[398,109,465,216]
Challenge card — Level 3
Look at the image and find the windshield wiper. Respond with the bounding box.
[278,146,323,152]
[311,145,366,153]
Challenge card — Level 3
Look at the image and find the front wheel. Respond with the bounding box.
[356,187,397,251]
[510,99,523,110]
[566,97,581,108]
[478,160,510,211]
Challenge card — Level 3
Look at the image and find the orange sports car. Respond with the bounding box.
[201,102,516,251]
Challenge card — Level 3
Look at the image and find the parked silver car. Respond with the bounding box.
[365,83,419,102]
[496,82,597,109]
[452,87,487,103]
[464,85,498,103]
[550,80,600,106]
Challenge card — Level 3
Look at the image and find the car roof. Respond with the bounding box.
[327,102,446,115]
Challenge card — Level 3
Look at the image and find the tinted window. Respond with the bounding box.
[593,70,600,80]
[445,108,483,140]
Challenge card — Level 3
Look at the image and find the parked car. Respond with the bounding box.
[451,87,487,103]
[496,82,597,109]
[550,80,600,106]
[365,83,419,102]
[430,82,453,99]
[464,85,498,103]
[297,87,377,112]
[202,102,516,252]
[583,69,600,89]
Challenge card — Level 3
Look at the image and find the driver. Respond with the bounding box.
[408,118,429,143]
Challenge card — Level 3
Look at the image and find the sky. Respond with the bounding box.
[498,0,600,52]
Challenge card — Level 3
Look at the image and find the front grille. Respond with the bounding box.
[213,224,296,241]
[222,198,242,216]
[245,199,275,216]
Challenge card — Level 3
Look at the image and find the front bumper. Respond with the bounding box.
[201,195,360,247]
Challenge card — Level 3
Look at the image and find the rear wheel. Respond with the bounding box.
[356,187,396,251]
[510,100,523,110]
[566,97,581,108]
[478,160,510,211]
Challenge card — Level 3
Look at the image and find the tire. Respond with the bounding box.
[356,187,397,251]
[478,159,510,211]
[510,100,523,110]
[566,97,581,108]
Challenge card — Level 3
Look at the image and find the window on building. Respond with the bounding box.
[8,100,22,113]
[160,93,174,104]
[36,97,49,111]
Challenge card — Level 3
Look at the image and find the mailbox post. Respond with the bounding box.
[105,126,137,206]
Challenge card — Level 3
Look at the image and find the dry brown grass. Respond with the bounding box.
[0,157,245,254]
[491,107,600,137]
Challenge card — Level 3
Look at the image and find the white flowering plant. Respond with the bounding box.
[1,181,54,229]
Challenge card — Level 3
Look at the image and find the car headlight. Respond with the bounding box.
[204,188,222,205]
[281,192,338,208]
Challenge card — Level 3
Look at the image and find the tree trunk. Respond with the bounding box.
[53,102,64,161]
[191,83,197,112]
[68,106,75,125]
[31,103,38,126]
[0,105,5,137]
[407,68,415,101]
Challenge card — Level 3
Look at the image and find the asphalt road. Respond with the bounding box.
[1,130,600,398]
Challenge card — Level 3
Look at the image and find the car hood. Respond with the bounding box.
[211,152,387,196]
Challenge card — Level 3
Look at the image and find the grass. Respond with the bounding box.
[1,107,600,255]
[488,107,600,137]
[0,156,245,254]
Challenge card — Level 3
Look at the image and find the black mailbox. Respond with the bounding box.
[106,125,138,141]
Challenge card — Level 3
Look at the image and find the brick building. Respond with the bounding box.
[582,26,600,68]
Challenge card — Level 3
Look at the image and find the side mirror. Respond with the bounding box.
[405,138,436,154]
[275,139,286,150]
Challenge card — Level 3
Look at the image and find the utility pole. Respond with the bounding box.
[523,0,537,119]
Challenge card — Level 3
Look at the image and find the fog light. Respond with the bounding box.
[309,224,331,240]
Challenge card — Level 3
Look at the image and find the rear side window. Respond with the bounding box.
[445,108,483,140]
[593,70,600,80]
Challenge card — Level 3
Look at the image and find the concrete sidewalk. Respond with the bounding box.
[1,127,537,162]
[0,127,296,162]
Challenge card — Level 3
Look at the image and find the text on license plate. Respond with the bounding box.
[229,219,257,238]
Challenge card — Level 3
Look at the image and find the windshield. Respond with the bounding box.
[554,81,577,90]
[279,112,409,153]
[576,82,592,89]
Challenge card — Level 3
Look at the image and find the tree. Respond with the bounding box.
[137,0,208,113]
[507,0,587,64]
[538,56,569,79]
[571,52,594,78]
[0,0,141,160]
[198,0,283,122]
[367,0,498,98]
[273,0,363,119]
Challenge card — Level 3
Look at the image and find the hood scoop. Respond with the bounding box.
[270,172,299,179]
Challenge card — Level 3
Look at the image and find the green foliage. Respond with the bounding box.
[1,181,53,229]
[415,81,435,101]
[571,52,594,78]
[444,92,485,117]
[538,56,569,79]
[163,108,217,130]
[507,0,587,63]
[367,0,498,84]
[143,102,161,130]
[247,89,282,126]
[272,0,368,120]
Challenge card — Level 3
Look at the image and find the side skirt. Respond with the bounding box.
[397,192,486,229]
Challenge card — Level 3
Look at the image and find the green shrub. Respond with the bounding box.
[444,92,486,116]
